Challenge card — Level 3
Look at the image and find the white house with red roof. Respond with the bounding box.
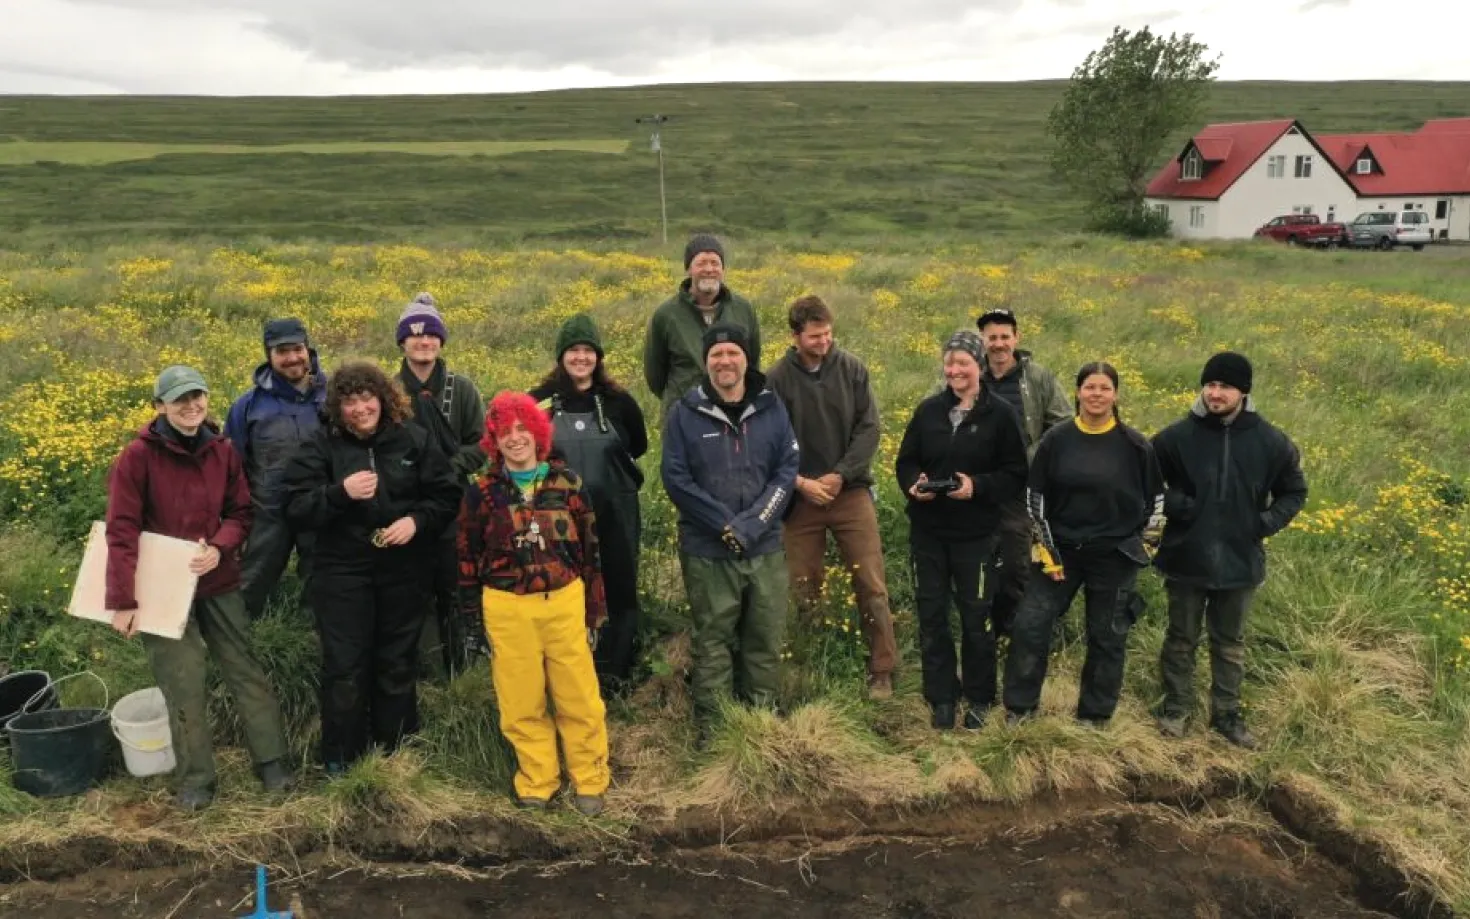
[1144,118,1470,241]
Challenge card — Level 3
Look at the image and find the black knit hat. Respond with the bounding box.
[555,313,604,360]
[703,321,751,363]
[1200,351,1253,394]
[684,233,725,270]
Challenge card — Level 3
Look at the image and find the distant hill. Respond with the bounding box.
[0,82,1466,246]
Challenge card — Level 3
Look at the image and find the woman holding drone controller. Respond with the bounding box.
[895,329,1028,732]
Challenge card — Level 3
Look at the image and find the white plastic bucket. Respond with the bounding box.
[110,688,176,778]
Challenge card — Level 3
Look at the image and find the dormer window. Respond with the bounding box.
[1182,150,1203,181]
[1355,157,1373,174]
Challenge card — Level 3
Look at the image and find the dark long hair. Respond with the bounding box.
[537,361,626,397]
[1073,361,1122,422]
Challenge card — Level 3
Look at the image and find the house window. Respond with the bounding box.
[1405,202,1415,210]
[1437,200,1449,219]
[1189,206,1205,228]
[1355,158,1372,174]
[1154,203,1170,221]
[1181,150,1203,181]
[1327,206,1336,222]
[1267,155,1286,178]
[1294,155,1313,178]
[1291,205,1314,215]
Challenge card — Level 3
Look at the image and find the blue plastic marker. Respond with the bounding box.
[239,864,293,919]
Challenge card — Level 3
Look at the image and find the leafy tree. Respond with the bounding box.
[1048,26,1219,237]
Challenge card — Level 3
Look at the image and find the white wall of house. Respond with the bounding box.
[1150,131,1359,239]
[1144,198,1219,239]
[1354,195,1470,241]
[1214,132,1359,238]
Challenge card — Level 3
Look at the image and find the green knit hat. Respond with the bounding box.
[555,313,604,360]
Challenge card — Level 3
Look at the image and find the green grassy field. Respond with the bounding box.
[0,139,629,166]
[2,82,1470,912]
[1,82,1468,245]
[1,234,1468,910]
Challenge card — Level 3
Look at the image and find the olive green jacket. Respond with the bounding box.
[643,280,761,415]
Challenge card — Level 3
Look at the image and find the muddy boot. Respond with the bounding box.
[572,795,605,818]
[962,705,990,731]
[1211,713,1257,749]
[931,702,956,730]
[1156,714,1188,739]
[174,785,214,813]
[515,796,549,811]
[258,759,295,793]
[867,673,893,701]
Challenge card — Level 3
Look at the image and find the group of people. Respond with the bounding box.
[100,232,1307,816]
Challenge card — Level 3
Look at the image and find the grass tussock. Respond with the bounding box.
[680,700,922,814]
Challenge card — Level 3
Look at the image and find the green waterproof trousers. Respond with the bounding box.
[682,551,789,718]
[140,590,289,793]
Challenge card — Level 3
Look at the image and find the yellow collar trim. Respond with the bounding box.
[1075,415,1117,435]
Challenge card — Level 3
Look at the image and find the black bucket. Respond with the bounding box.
[5,672,112,798]
[0,671,57,739]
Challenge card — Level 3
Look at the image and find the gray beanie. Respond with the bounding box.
[943,328,984,364]
[684,233,725,270]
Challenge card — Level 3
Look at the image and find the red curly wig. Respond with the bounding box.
[481,390,554,462]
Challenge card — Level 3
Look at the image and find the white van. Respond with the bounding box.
[1348,211,1434,250]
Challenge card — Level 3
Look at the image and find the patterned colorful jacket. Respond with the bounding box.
[456,457,607,630]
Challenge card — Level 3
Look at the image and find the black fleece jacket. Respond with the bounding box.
[895,386,1027,541]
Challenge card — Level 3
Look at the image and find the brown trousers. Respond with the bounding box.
[783,488,898,677]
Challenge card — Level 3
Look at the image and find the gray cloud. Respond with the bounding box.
[78,1,1021,73]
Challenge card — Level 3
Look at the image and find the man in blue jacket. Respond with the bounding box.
[662,322,799,736]
[226,318,328,619]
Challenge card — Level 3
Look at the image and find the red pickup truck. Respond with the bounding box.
[1253,214,1348,248]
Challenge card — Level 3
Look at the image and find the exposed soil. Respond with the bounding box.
[0,809,1405,919]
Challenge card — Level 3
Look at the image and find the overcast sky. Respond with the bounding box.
[2,0,1464,95]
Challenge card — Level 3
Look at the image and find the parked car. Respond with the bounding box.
[1347,211,1433,251]
[1253,214,1349,248]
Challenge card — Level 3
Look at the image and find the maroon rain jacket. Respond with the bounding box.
[105,419,253,610]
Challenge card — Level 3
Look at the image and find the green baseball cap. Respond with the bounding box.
[153,365,210,403]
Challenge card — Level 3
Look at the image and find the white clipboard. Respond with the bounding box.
[67,521,199,640]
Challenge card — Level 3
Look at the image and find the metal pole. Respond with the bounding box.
[657,143,668,245]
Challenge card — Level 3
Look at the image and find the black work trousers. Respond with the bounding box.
[1003,545,1142,722]
[240,503,315,620]
[910,529,1001,710]
[312,560,428,767]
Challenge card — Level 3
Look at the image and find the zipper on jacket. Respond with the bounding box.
[1217,427,1231,502]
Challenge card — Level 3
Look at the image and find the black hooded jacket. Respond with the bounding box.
[1151,398,1308,589]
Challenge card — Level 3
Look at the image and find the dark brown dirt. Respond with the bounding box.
[0,810,1400,919]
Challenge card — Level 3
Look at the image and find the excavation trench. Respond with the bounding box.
[0,780,1454,919]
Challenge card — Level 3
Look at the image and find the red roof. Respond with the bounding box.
[1419,118,1470,135]
[1316,131,1470,195]
[1146,120,1296,200]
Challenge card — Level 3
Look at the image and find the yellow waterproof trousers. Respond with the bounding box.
[482,581,610,801]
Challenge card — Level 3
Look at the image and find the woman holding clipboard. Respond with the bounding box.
[105,365,292,811]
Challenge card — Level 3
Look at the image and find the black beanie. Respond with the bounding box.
[703,321,751,363]
[684,233,725,270]
[1200,351,1253,393]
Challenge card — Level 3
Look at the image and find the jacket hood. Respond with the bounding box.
[1190,394,1259,427]
[980,348,1034,376]
[779,344,841,378]
[250,348,326,399]
[938,384,999,416]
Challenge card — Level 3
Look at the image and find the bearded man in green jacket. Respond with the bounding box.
[644,234,762,417]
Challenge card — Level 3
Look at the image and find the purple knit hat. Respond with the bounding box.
[396,292,448,344]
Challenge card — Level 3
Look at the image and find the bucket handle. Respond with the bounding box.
[21,670,109,715]
[111,720,170,754]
